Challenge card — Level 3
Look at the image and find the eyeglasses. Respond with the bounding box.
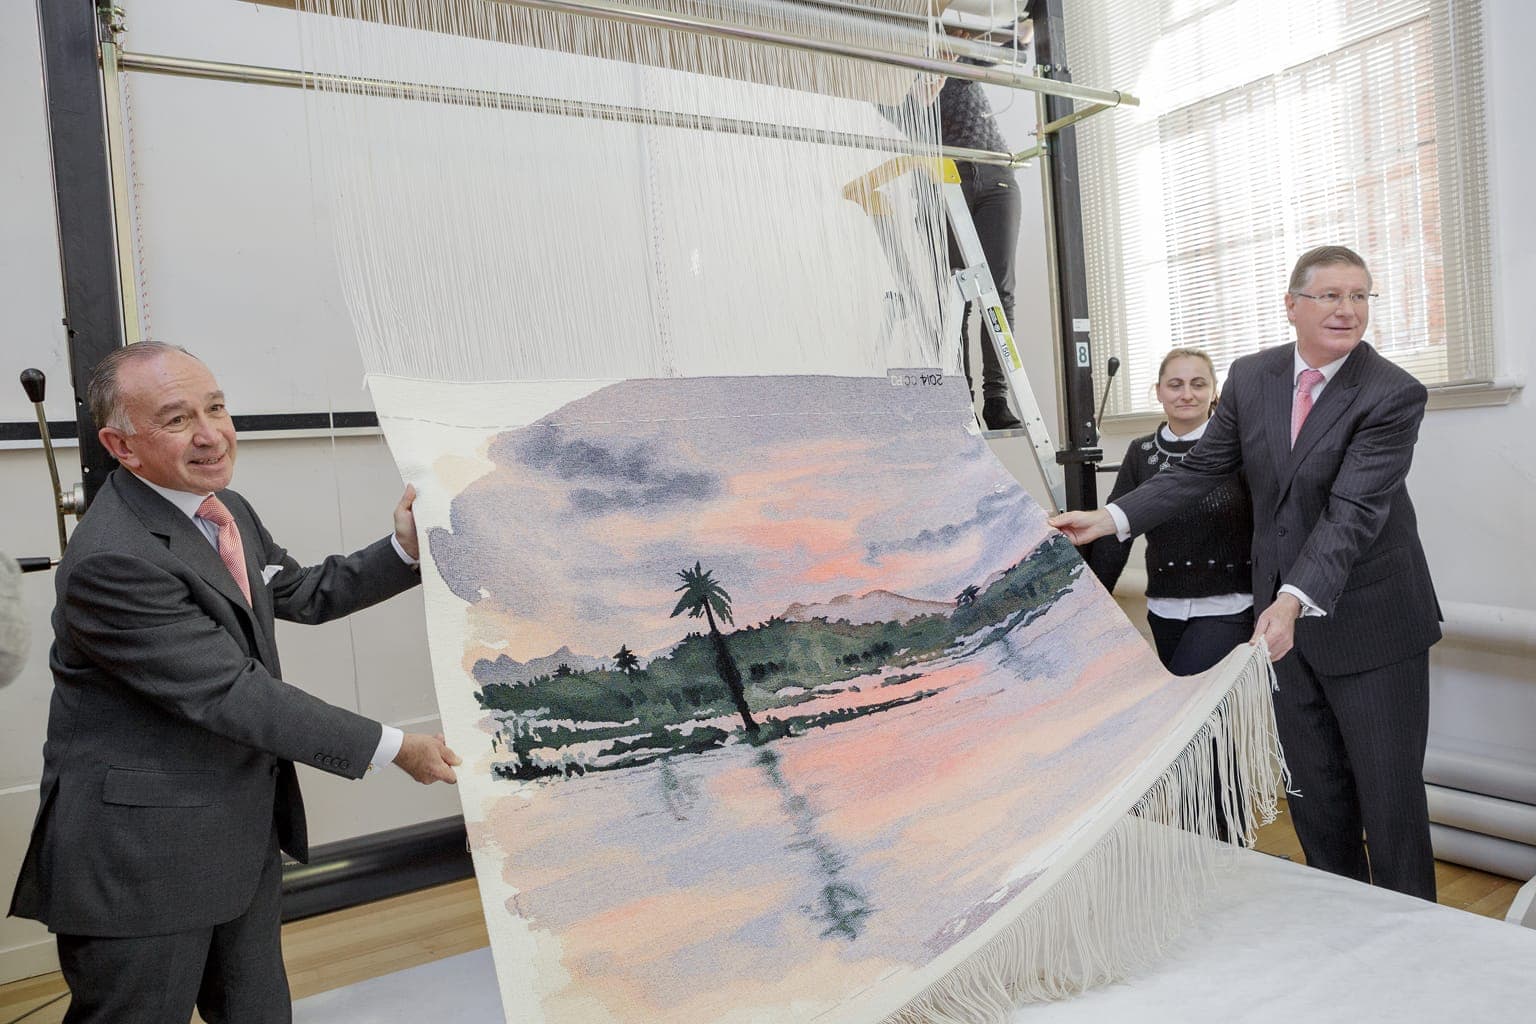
[1291,290,1378,308]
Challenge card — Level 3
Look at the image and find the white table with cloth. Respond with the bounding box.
[293,845,1535,1022]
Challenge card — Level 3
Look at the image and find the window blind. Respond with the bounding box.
[1065,0,1493,417]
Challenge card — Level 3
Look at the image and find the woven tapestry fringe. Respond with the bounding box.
[885,643,1288,1022]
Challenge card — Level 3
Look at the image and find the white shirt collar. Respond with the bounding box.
[134,473,212,521]
[1160,418,1209,442]
[1294,347,1350,387]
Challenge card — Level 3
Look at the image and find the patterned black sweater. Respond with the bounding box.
[937,77,1008,155]
[1088,425,1253,599]
[877,67,1008,158]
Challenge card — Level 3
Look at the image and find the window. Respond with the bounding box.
[1066,0,1492,417]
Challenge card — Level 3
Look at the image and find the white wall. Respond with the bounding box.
[1411,0,1535,775]
[0,0,458,984]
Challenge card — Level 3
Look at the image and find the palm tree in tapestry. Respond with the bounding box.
[671,562,760,735]
[614,644,640,677]
[956,584,980,608]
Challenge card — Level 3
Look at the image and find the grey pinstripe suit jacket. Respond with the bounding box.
[8,469,420,937]
[1115,341,1440,676]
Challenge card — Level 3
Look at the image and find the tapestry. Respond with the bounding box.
[0,554,27,687]
[373,371,1284,1023]
[288,0,1287,1017]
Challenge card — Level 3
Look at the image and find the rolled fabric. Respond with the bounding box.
[0,553,29,687]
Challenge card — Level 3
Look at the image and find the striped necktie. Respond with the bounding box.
[1291,367,1325,446]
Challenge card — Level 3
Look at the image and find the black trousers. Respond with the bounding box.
[1147,609,1254,676]
[58,833,291,1023]
[945,162,1020,401]
[1271,647,1436,900]
[1148,609,1255,843]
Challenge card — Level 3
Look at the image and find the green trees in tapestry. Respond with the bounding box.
[475,533,1084,780]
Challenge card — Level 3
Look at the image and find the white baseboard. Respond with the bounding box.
[0,934,59,986]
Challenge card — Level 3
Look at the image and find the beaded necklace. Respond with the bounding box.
[1138,424,1199,470]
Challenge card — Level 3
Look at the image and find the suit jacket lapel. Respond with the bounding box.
[1262,347,1295,490]
[115,472,260,631]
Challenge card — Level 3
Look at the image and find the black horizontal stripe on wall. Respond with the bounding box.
[0,411,379,443]
[0,420,79,442]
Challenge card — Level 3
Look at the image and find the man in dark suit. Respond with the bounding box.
[9,342,462,1021]
[1051,246,1440,900]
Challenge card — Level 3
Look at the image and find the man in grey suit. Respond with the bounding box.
[1051,246,1440,900]
[9,342,462,1021]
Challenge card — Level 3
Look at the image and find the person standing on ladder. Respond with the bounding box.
[902,21,1028,430]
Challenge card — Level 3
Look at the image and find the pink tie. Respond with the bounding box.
[196,495,252,605]
[1291,368,1325,446]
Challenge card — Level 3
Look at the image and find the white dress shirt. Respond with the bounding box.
[135,474,405,771]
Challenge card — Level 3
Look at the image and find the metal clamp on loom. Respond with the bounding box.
[16,369,86,572]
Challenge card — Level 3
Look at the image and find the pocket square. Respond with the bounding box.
[260,564,285,585]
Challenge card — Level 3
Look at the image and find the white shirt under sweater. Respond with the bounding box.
[1106,347,1349,617]
[136,474,405,771]
[1140,419,1254,622]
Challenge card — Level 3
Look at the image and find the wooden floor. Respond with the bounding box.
[0,882,491,1024]
[1,803,1522,1023]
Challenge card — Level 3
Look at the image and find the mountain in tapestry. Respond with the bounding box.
[472,645,609,687]
[782,589,954,625]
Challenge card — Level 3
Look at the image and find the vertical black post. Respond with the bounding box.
[1032,0,1098,511]
[35,0,122,504]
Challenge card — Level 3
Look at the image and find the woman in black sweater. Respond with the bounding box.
[1089,348,1254,675]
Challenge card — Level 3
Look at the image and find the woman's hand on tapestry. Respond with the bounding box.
[1047,509,1115,547]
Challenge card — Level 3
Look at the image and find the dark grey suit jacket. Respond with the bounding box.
[1115,342,1440,676]
[9,469,420,937]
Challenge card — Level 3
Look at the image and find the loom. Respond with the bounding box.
[20,1,1130,512]
[273,2,1287,1021]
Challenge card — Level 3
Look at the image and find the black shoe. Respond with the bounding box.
[982,397,1023,431]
